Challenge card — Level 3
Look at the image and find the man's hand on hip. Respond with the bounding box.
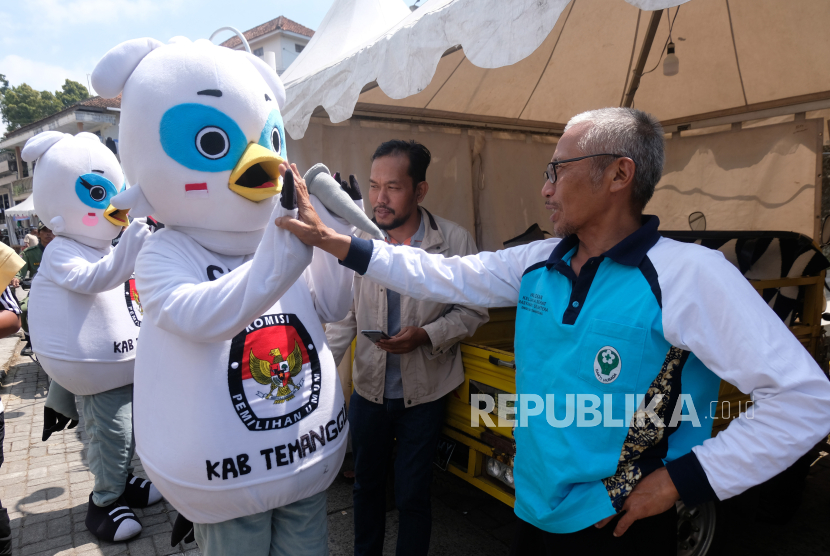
[275,161,353,261]
[593,467,680,536]
[376,326,431,354]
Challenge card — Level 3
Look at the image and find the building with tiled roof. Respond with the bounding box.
[1,94,122,151]
[76,95,122,110]
[0,94,123,220]
[219,15,314,76]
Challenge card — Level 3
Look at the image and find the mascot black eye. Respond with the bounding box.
[196,126,230,159]
[89,185,107,202]
[271,128,281,154]
[78,176,108,202]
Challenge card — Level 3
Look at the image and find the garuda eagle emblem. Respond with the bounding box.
[249,340,304,404]
[131,288,142,315]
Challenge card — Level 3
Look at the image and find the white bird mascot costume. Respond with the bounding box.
[91,36,383,555]
[21,131,160,543]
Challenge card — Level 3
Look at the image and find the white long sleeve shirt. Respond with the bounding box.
[339,216,830,533]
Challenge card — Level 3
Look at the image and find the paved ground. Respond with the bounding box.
[1,333,828,556]
[1,339,200,556]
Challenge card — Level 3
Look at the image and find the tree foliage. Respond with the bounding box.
[0,75,90,133]
[56,79,90,109]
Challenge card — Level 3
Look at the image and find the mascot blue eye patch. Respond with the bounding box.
[75,173,119,209]
[160,104,248,172]
[258,109,287,159]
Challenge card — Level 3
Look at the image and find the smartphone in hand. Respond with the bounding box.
[362,330,391,343]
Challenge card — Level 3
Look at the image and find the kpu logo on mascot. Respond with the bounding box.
[228,313,322,430]
[124,276,142,327]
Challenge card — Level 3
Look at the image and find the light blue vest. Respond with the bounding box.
[512,219,721,534]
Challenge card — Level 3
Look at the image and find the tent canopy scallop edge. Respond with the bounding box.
[282,0,689,139]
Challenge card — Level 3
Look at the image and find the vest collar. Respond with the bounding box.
[546,215,661,268]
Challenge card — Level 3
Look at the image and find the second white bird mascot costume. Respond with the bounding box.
[92,36,383,555]
[22,131,160,543]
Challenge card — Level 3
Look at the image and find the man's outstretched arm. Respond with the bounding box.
[276,172,556,309]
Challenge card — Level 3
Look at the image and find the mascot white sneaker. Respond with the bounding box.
[21,132,161,543]
[92,36,383,555]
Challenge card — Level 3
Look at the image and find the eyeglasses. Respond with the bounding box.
[544,154,628,184]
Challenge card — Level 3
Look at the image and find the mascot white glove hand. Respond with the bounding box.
[329,171,369,234]
[303,164,383,239]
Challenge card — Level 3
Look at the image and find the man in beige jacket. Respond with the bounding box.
[326,140,487,556]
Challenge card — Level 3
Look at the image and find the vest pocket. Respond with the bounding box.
[577,319,646,393]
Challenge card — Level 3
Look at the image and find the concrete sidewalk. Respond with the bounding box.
[0,339,201,556]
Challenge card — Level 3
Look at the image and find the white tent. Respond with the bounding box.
[283,0,828,250]
[6,195,35,218]
[280,0,411,86]
[284,0,830,140]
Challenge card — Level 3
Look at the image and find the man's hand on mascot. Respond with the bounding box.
[276,161,352,261]
[376,326,431,354]
[11,278,19,288]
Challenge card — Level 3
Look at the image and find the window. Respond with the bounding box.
[253,47,264,57]
[295,44,304,53]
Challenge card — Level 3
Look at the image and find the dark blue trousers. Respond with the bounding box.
[349,391,446,556]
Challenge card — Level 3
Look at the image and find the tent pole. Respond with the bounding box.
[621,10,664,108]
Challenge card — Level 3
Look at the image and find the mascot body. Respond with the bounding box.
[92,37,377,554]
[22,132,160,542]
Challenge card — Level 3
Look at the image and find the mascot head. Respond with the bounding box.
[21,131,128,241]
[91,37,287,232]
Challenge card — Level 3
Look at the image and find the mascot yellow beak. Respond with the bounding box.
[229,143,284,202]
[104,205,130,227]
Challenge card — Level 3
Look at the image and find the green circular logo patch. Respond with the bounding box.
[594,346,621,384]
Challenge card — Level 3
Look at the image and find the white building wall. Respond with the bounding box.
[280,35,304,72]
[246,32,309,74]
[249,36,282,66]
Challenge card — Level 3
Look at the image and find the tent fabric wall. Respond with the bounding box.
[474,132,558,251]
[288,118,821,252]
[286,121,557,252]
[286,121,562,252]
[651,119,822,237]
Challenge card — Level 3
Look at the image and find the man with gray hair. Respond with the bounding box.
[277,107,830,554]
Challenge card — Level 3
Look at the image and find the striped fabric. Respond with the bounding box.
[0,287,20,315]
[662,231,830,326]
